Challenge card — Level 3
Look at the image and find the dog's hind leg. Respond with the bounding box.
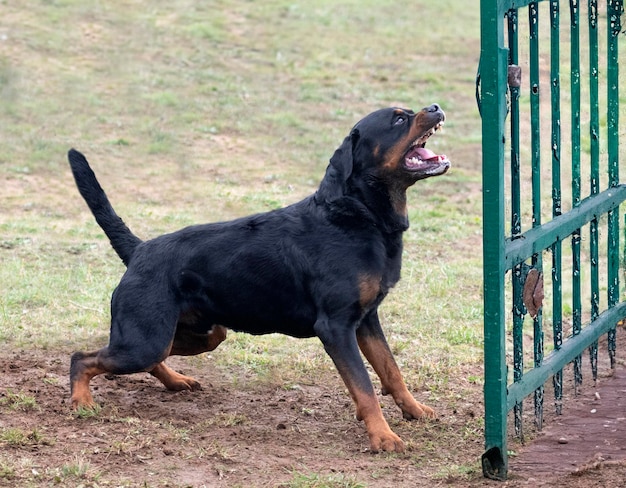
[70,349,108,409]
[70,343,167,409]
[356,311,435,420]
[70,341,172,410]
[70,284,182,410]
[169,324,227,357]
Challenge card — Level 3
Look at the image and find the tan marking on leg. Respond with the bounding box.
[357,334,435,419]
[350,385,405,453]
[70,357,105,410]
[150,362,201,391]
[170,324,227,356]
[206,325,227,350]
[333,353,405,453]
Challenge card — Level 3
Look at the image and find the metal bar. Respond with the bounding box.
[608,202,619,369]
[572,229,583,388]
[570,0,582,209]
[570,0,583,392]
[528,0,545,432]
[588,0,600,199]
[501,0,551,9]
[606,0,623,368]
[607,1,622,186]
[505,186,626,269]
[550,0,563,415]
[480,0,509,479]
[607,2,622,187]
[529,2,542,235]
[507,7,525,441]
[507,302,626,411]
[589,0,600,380]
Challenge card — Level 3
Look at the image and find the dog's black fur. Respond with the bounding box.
[68,104,450,452]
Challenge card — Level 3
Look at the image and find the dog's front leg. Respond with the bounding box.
[356,311,435,420]
[315,317,404,453]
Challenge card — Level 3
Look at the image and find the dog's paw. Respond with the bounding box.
[150,362,202,391]
[368,429,405,453]
[164,373,202,392]
[400,398,436,420]
[70,392,97,411]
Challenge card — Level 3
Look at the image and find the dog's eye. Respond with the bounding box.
[393,115,406,126]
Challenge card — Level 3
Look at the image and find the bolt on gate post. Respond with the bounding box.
[479,0,625,480]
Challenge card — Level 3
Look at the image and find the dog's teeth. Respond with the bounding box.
[408,157,424,165]
[412,123,442,147]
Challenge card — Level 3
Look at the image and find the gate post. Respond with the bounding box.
[479,0,509,480]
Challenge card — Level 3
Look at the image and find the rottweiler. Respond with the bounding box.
[68,104,450,452]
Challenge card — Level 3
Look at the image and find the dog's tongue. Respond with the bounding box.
[416,147,440,161]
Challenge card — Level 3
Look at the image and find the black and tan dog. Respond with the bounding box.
[68,104,450,452]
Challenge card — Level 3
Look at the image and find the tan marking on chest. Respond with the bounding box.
[358,274,382,308]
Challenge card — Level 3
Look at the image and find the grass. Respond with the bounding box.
[0,427,50,448]
[0,390,38,412]
[280,471,366,488]
[57,456,98,483]
[0,453,101,485]
[73,403,102,419]
[0,0,485,363]
[0,0,490,485]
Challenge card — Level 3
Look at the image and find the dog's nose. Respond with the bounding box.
[426,103,441,113]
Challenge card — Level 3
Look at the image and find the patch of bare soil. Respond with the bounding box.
[1,345,626,487]
[506,354,626,488]
[498,324,626,488]
[0,350,448,487]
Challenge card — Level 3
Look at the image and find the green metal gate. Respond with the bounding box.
[479,0,625,480]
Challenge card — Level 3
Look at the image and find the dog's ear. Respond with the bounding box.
[330,128,359,180]
[316,129,360,203]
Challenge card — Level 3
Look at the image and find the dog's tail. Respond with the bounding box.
[68,149,142,266]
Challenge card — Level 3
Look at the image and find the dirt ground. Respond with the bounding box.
[507,362,626,488]
[1,342,626,487]
[1,348,474,487]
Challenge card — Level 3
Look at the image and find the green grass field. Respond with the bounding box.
[0,1,493,485]
[1,0,484,369]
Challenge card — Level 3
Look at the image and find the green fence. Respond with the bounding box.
[479,0,625,480]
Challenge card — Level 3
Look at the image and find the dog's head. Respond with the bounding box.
[353,104,450,183]
[317,105,450,221]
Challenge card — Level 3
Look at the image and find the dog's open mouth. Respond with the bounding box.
[404,121,450,177]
